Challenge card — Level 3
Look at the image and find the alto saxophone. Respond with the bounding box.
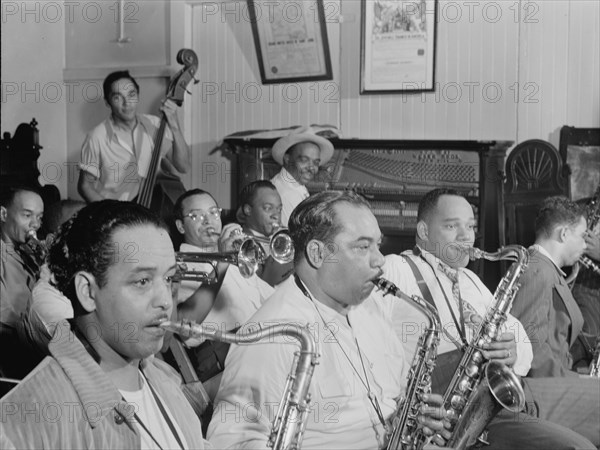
[375,278,441,450]
[442,245,528,450]
[160,320,319,450]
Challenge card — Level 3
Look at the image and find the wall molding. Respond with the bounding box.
[63,65,173,82]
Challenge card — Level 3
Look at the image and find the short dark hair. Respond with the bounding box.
[238,180,277,210]
[535,196,586,238]
[48,200,167,317]
[289,190,371,264]
[0,185,42,209]
[173,189,216,219]
[103,70,140,103]
[417,188,463,222]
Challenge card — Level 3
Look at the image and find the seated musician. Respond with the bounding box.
[172,189,274,386]
[208,191,450,449]
[511,196,589,377]
[381,188,598,448]
[0,200,209,448]
[0,185,44,329]
[29,200,86,335]
[237,180,294,286]
[270,127,334,225]
[77,70,190,202]
[569,194,600,370]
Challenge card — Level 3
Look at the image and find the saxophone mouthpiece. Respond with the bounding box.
[467,246,484,261]
[159,320,190,337]
[26,229,38,241]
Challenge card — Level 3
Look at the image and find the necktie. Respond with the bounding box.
[438,263,478,321]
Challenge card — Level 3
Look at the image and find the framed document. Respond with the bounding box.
[361,0,437,93]
[248,0,333,84]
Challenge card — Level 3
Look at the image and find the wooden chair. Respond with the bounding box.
[1,118,60,209]
[503,139,569,248]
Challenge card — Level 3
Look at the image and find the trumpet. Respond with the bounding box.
[175,237,266,282]
[24,229,51,268]
[232,226,294,265]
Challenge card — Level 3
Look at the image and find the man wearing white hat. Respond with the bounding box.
[270,127,334,226]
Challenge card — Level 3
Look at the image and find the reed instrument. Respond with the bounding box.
[440,245,528,450]
[161,319,319,450]
[375,278,441,450]
[566,185,600,285]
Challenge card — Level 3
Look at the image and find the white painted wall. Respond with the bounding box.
[1,0,68,197]
[2,0,598,207]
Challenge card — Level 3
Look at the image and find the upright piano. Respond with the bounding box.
[224,137,511,290]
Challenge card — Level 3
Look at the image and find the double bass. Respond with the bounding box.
[136,48,198,220]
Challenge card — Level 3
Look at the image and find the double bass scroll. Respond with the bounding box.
[136,48,199,210]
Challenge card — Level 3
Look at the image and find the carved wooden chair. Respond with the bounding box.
[503,139,569,248]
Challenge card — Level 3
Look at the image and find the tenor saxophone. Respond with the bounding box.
[160,320,319,450]
[441,245,528,450]
[375,278,441,450]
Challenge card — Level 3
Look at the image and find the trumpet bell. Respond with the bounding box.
[238,238,267,278]
[270,229,294,264]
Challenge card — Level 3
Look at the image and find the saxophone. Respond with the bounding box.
[442,245,528,450]
[160,320,319,450]
[566,185,600,285]
[375,278,441,450]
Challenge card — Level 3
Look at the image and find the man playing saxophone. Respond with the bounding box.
[208,191,450,449]
[381,188,596,449]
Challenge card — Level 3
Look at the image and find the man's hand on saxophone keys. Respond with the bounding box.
[467,313,518,367]
[417,393,452,446]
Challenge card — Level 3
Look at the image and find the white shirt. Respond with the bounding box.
[207,276,406,449]
[79,114,173,201]
[119,371,189,450]
[271,167,309,226]
[380,248,533,376]
[177,243,274,335]
[30,264,74,335]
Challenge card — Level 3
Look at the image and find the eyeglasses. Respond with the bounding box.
[183,207,222,222]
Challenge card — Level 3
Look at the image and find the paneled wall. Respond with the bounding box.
[2,1,598,204]
[174,0,599,207]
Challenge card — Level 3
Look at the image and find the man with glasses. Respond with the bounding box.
[270,127,334,225]
[78,70,190,202]
[171,189,274,392]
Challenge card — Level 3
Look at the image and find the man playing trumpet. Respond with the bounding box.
[172,189,274,388]
[237,180,294,286]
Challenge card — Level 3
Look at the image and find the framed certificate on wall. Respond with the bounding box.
[361,0,437,93]
[248,0,333,84]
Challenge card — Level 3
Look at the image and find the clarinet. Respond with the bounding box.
[375,278,441,450]
[161,320,319,450]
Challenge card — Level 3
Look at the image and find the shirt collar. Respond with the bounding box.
[106,114,144,143]
[531,244,566,277]
[416,245,463,275]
